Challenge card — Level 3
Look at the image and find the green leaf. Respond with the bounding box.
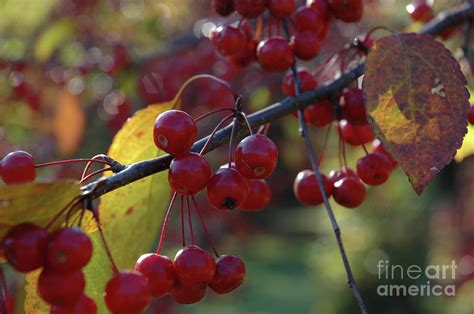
[35,19,74,62]
[0,181,81,239]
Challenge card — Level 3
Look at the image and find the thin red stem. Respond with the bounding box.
[81,154,108,180]
[228,117,237,167]
[194,108,236,123]
[80,167,113,184]
[92,210,119,274]
[318,124,332,167]
[157,192,178,254]
[191,196,219,257]
[35,158,110,168]
[44,196,81,230]
[239,112,254,135]
[199,114,235,155]
[186,197,195,245]
[180,196,185,247]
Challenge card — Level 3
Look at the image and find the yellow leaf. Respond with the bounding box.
[53,91,85,156]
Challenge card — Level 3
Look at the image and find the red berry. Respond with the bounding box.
[337,120,374,146]
[169,280,206,304]
[281,68,317,96]
[372,140,398,169]
[234,0,267,18]
[340,88,367,124]
[468,106,474,125]
[356,153,392,186]
[211,26,247,56]
[257,37,294,72]
[307,0,332,21]
[406,1,434,23]
[1,151,36,185]
[268,0,295,19]
[153,110,197,155]
[329,0,363,23]
[304,100,334,127]
[332,177,366,208]
[209,255,246,294]
[207,168,249,210]
[293,170,332,205]
[291,31,321,60]
[2,223,48,272]
[228,40,257,67]
[47,227,92,273]
[212,0,235,16]
[104,271,151,314]
[50,294,97,314]
[240,179,271,211]
[134,253,176,298]
[174,245,216,286]
[328,167,357,186]
[235,134,278,179]
[293,7,326,34]
[38,269,85,306]
[168,152,212,195]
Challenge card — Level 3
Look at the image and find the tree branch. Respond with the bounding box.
[81,1,474,200]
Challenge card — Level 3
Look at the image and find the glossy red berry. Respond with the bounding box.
[304,100,334,127]
[134,253,176,298]
[211,26,247,56]
[38,269,85,306]
[234,0,267,18]
[372,140,398,169]
[153,110,197,155]
[235,134,278,179]
[47,227,93,273]
[228,40,257,67]
[406,1,434,23]
[293,170,332,205]
[329,0,363,23]
[50,294,97,314]
[240,179,271,211]
[356,153,392,186]
[174,245,216,286]
[169,280,206,304]
[168,152,212,195]
[104,271,151,314]
[468,106,474,125]
[2,223,48,272]
[332,177,366,208]
[207,168,249,210]
[209,255,246,294]
[212,0,235,16]
[1,151,36,185]
[338,120,374,146]
[340,88,367,124]
[282,68,317,96]
[291,31,321,60]
[257,37,294,72]
[293,7,326,33]
[307,0,332,21]
[328,167,357,186]
[268,0,295,19]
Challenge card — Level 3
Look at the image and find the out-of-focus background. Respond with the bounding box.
[0,0,473,313]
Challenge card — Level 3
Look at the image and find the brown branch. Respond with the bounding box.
[81,2,474,201]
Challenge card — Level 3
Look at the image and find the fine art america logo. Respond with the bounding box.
[376,260,457,297]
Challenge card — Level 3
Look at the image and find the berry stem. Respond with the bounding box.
[157,192,178,254]
[92,208,119,274]
[0,266,9,314]
[228,117,237,167]
[199,113,235,155]
[318,124,333,167]
[239,112,254,135]
[191,196,220,257]
[79,167,113,184]
[81,154,109,180]
[283,20,368,314]
[44,196,82,230]
[180,196,185,247]
[35,158,111,169]
[186,197,195,245]
[194,108,237,123]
